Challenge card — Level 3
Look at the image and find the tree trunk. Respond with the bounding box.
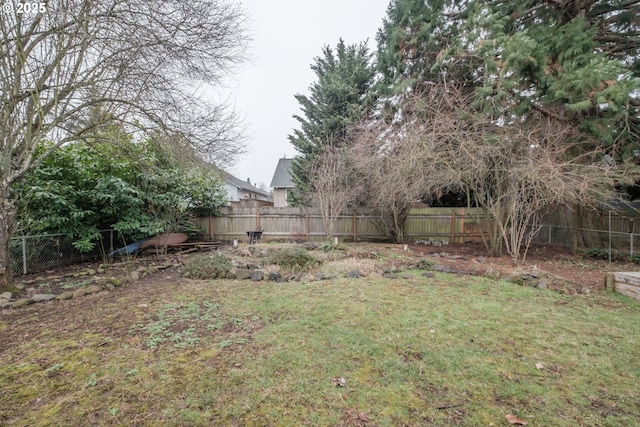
[0,193,17,288]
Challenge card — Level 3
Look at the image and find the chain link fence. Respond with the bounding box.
[7,216,639,276]
[8,230,123,277]
[531,224,640,262]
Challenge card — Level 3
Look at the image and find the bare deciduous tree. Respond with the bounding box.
[309,147,360,242]
[350,85,630,262]
[0,0,249,284]
[349,124,432,242]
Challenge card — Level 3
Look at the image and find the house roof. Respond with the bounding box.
[270,158,295,189]
[222,171,270,197]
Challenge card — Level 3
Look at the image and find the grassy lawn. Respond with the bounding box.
[1,270,639,426]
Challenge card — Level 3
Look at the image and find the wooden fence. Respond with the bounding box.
[196,206,489,243]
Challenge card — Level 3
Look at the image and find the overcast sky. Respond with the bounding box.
[223,0,391,189]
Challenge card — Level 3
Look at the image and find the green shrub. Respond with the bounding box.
[266,247,318,272]
[415,258,435,270]
[182,253,233,279]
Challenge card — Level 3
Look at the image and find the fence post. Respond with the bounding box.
[353,209,357,242]
[450,209,456,243]
[22,236,27,275]
[608,210,612,263]
[629,218,634,260]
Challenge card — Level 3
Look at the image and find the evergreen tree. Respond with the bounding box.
[375,0,639,150]
[460,0,640,149]
[288,39,376,204]
[375,0,474,97]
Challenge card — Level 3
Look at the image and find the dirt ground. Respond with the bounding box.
[3,241,635,301]
[409,242,633,293]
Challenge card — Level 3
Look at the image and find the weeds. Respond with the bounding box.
[60,278,93,290]
[415,258,435,270]
[129,301,222,349]
[266,247,318,272]
[182,253,233,279]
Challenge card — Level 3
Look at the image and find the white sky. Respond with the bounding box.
[224,0,391,190]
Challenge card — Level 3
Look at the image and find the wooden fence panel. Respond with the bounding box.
[198,207,490,243]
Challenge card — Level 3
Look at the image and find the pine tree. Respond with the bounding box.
[375,0,473,96]
[462,0,640,149]
[288,39,376,204]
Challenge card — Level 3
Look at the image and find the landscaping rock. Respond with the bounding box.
[1,300,12,309]
[347,270,361,279]
[225,268,237,280]
[401,275,413,280]
[1,291,12,300]
[383,273,398,279]
[537,280,548,290]
[432,264,453,273]
[250,270,264,281]
[72,288,87,298]
[235,268,252,280]
[85,285,103,294]
[269,272,282,282]
[32,294,56,302]
[56,292,74,300]
[105,284,116,292]
[477,256,487,263]
[14,284,25,291]
[422,272,435,277]
[12,298,34,308]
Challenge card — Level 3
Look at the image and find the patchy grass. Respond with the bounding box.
[1,269,639,426]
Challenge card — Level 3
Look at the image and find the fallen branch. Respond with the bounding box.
[436,401,466,410]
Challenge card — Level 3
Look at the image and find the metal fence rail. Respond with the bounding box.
[8,230,119,277]
[532,224,640,262]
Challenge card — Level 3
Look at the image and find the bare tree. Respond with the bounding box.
[350,85,630,262]
[309,147,360,242]
[0,0,249,285]
[349,126,431,242]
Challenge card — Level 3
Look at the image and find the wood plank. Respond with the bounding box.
[614,282,640,300]
[614,272,640,287]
